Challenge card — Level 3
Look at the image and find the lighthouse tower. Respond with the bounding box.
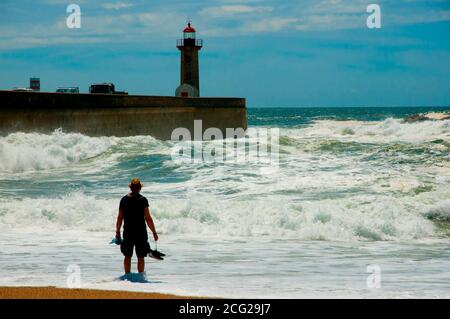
[176,22,203,97]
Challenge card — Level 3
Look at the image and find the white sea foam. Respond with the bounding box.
[0,120,448,242]
[0,130,174,177]
[284,118,450,144]
[0,130,113,173]
[0,190,440,241]
[1,118,448,175]
[0,192,116,231]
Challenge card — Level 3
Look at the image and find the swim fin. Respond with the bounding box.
[148,242,165,260]
[153,249,165,257]
[148,249,164,260]
[110,237,122,245]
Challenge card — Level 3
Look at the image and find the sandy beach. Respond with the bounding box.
[0,287,197,299]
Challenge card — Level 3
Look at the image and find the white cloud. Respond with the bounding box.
[291,0,450,31]
[200,5,273,17]
[102,2,134,10]
[42,0,88,4]
[2,0,450,50]
[243,17,300,33]
[390,9,450,25]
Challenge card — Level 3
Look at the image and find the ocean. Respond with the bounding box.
[0,106,449,298]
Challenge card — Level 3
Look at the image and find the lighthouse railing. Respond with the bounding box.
[177,39,203,48]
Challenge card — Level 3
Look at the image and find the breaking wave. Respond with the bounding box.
[0,116,449,241]
[0,130,171,175]
[0,190,443,241]
[0,130,113,173]
[283,118,450,144]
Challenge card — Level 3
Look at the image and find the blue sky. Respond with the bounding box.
[0,0,449,107]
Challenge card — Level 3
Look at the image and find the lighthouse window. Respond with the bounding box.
[184,32,195,39]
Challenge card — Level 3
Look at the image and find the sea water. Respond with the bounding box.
[0,107,449,298]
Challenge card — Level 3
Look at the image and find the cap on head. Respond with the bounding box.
[129,178,143,192]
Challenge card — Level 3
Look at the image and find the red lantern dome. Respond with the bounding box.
[183,22,196,33]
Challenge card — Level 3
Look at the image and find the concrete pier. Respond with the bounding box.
[0,91,247,140]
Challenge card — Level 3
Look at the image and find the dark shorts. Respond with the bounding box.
[120,239,149,258]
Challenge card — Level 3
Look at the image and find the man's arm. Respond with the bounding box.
[116,208,123,239]
[144,207,158,241]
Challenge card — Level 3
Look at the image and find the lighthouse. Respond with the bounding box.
[176,22,203,97]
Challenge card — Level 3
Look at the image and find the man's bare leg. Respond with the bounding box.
[124,256,131,274]
[137,257,145,273]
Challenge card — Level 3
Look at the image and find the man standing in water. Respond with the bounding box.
[116,178,158,275]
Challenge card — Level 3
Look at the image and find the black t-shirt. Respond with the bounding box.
[119,193,149,240]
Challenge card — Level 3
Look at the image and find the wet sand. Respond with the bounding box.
[0,287,199,299]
